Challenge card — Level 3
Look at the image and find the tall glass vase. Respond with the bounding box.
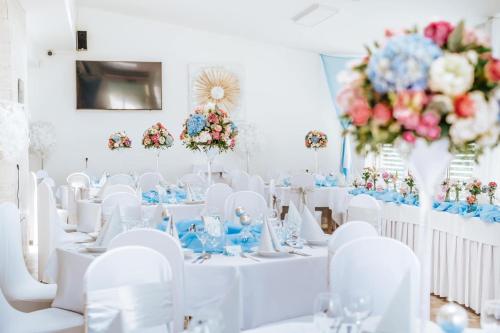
[156,151,161,171]
[205,148,218,186]
[404,139,452,332]
[314,148,319,174]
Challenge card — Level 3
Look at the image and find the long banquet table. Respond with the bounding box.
[341,193,500,314]
[45,244,328,332]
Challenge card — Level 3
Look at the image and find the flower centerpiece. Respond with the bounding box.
[29,121,56,169]
[404,173,416,194]
[483,181,497,204]
[362,167,375,190]
[390,172,399,191]
[440,178,451,202]
[180,103,238,184]
[466,178,482,206]
[352,178,362,189]
[142,122,174,170]
[381,171,391,190]
[305,130,328,173]
[451,180,466,202]
[108,131,132,150]
[371,169,379,188]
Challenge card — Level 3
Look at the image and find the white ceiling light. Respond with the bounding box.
[292,3,339,27]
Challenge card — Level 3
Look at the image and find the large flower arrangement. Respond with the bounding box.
[142,122,174,149]
[180,103,238,153]
[108,131,132,150]
[338,21,500,156]
[305,130,328,149]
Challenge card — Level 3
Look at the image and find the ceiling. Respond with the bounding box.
[72,0,500,54]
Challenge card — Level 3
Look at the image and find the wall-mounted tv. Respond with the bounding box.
[76,61,162,110]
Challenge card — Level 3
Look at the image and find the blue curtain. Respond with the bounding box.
[320,54,359,179]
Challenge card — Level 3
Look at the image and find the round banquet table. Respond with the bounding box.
[335,190,500,315]
[45,244,328,333]
[76,199,206,233]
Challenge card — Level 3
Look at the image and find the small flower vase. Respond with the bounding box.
[444,190,450,202]
[409,186,414,195]
[455,190,460,202]
[403,139,453,326]
[490,195,495,205]
[393,182,397,192]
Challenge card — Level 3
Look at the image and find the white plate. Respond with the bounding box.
[184,200,205,205]
[183,249,194,259]
[256,250,292,258]
[85,246,107,253]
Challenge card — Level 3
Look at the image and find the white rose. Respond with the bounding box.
[159,136,166,144]
[198,131,211,143]
[478,126,500,147]
[429,54,474,96]
[450,118,477,144]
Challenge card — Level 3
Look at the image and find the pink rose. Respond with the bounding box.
[394,107,420,130]
[373,103,392,125]
[454,94,475,118]
[424,21,454,47]
[426,126,442,140]
[348,99,372,126]
[402,131,416,143]
[211,131,220,140]
[208,113,219,124]
[485,58,500,82]
[420,111,440,127]
[337,87,363,112]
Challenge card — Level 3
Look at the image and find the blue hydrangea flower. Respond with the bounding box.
[367,34,442,93]
[311,136,320,144]
[112,134,121,142]
[230,122,237,132]
[187,114,206,136]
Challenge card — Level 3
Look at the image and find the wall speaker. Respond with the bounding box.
[77,31,87,51]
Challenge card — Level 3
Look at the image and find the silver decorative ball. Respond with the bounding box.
[437,303,468,333]
[239,214,252,226]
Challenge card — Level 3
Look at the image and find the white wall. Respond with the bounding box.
[28,7,341,184]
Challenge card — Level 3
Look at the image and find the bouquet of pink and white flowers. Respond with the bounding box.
[404,174,416,194]
[337,20,500,156]
[142,122,174,150]
[180,103,238,153]
[305,130,328,149]
[483,181,497,204]
[108,131,131,150]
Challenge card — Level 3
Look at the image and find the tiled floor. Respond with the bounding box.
[25,245,480,328]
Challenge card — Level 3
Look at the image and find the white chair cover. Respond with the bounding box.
[101,192,142,225]
[0,288,84,333]
[328,221,379,255]
[107,173,136,187]
[346,194,382,231]
[139,172,163,193]
[224,191,268,223]
[231,170,250,191]
[67,173,91,224]
[248,175,265,198]
[330,237,420,319]
[109,230,184,332]
[38,181,91,281]
[289,173,315,212]
[84,246,173,333]
[0,203,56,312]
[205,183,233,216]
[67,172,91,189]
[101,184,136,199]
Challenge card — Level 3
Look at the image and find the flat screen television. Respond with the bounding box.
[76,61,162,110]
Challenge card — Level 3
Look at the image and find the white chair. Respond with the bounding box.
[38,181,91,281]
[0,288,83,333]
[107,173,136,187]
[346,194,382,231]
[179,173,206,187]
[35,169,49,180]
[249,175,265,197]
[66,173,91,225]
[224,191,268,223]
[83,246,173,333]
[205,183,233,215]
[101,192,142,225]
[66,172,91,189]
[100,184,136,199]
[0,203,56,312]
[328,221,378,255]
[330,237,420,318]
[231,170,250,191]
[109,230,184,332]
[139,172,163,192]
[289,173,315,212]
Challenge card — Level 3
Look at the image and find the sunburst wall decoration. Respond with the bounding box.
[190,65,242,114]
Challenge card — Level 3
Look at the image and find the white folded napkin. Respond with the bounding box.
[300,206,325,241]
[136,186,142,201]
[98,173,107,187]
[186,184,194,201]
[94,206,123,248]
[375,269,415,333]
[258,217,283,253]
[285,201,302,230]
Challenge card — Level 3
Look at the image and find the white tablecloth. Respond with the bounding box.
[76,200,206,232]
[45,245,328,332]
[267,186,351,212]
[340,194,500,314]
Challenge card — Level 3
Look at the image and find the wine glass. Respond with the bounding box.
[343,292,372,333]
[188,308,224,333]
[196,226,210,256]
[313,292,343,333]
[481,300,500,332]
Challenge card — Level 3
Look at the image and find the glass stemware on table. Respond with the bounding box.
[343,292,373,333]
[481,300,500,332]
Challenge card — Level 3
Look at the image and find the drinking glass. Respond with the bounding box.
[343,292,372,333]
[481,300,500,332]
[196,226,210,255]
[313,292,343,333]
